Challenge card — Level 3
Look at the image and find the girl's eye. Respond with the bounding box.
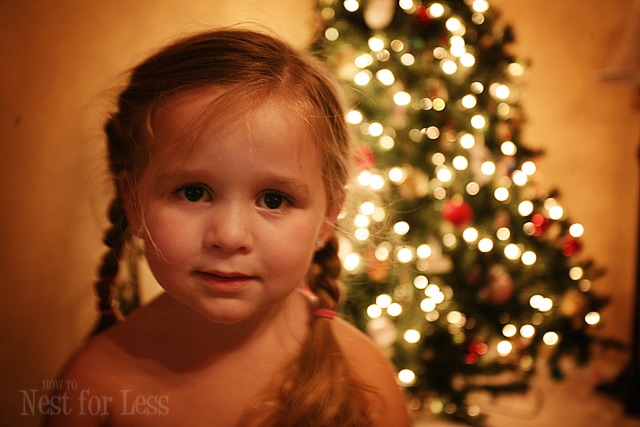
[177,185,209,202]
[262,193,286,210]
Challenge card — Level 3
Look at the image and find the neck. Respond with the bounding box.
[144,291,311,355]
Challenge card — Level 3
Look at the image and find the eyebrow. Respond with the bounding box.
[156,170,313,196]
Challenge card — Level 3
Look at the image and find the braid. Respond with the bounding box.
[252,234,373,426]
[91,113,136,336]
[91,193,129,336]
[308,234,342,309]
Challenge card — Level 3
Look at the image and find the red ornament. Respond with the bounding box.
[415,5,433,27]
[531,213,550,236]
[442,197,473,227]
[562,235,582,257]
[354,145,376,170]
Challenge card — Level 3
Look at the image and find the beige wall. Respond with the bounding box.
[1,1,637,425]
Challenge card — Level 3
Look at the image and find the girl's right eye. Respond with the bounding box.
[175,185,210,202]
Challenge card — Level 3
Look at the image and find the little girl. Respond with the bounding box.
[45,28,411,426]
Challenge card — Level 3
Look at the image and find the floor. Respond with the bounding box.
[412,351,640,427]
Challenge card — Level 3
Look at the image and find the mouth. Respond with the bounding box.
[195,270,255,293]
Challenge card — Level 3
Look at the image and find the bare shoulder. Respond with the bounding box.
[332,317,412,426]
[43,332,125,426]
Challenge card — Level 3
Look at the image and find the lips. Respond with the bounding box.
[195,270,255,293]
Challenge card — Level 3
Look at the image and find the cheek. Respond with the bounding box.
[142,215,200,265]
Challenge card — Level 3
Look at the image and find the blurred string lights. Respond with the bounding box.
[318,0,607,422]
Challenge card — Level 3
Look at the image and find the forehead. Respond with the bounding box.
[149,86,322,168]
[153,86,315,144]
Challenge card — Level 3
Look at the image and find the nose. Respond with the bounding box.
[204,203,253,253]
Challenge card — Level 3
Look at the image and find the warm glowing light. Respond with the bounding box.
[394,221,410,235]
[398,369,416,386]
[529,294,543,309]
[501,140,517,155]
[518,200,534,216]
[325,27,339,41]
[354,214,370,228]
[494,84,510,100]
[569,266,584,280]
[425,126,440,139]
[446,17,463,33]
[428,3,444,17]
[376,294,392,308]
[460,53,475,67]
[388,167,405,183]
[508,62,525,76]
[417,244,432,259]
[461,94,477,109]
[379,135,395,150]
[472,0,489,12]
[394,91,411,105]
[585,311,601,326]
[353,70,372,86]
[522,161,536,175]
[343,253,360,271]
[367,304,382,318]
[543,331,559,346]
[452,155,468,170]
[441,60,457,75]
[466,181,480,195]
[400,53,415,66]
[497,340,513,356]
[436,166,453,183]
[357,170,372,186]
[376,68,395,85]
[502,324,517,337]
[375,244,390,261]
[470,81,484,93]
[470,114,486,129]
[346,109,363,124]
[548,205,564,220]
[538,298,553,312]
[447,311,464,326]
[370,174,385,190]
[420,298,437,312]
[481,161,495,175]
[414,275,429,289]
[460,133,475,148]
[387,303,402,316]
[462,227,478,243]
[397,247,414,263]
[433,98,446,110]
[569,223,584,238]
[512,170,528,186]
[494,187,509,202]
[360,201,375,215]
[368,122,384,137]
[520,324,535,338]
[504,243,521,260]
[432,152,445,165]
[368,36,384,51]
[354,53,373,68]
[496,227,510,241]
[404,329,421,343]
[354,227,369,241]
[478,237,493,252]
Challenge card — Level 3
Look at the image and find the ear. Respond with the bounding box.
[318,193,345,246]
[118,174,142,235]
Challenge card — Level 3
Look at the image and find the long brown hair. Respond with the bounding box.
[94,28,371,425]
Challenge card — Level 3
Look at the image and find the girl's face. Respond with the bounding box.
[128,89,337,325]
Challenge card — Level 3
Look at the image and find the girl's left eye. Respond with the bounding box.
[261,192,288,210]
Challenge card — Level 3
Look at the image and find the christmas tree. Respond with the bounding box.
[313,0,608,424]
